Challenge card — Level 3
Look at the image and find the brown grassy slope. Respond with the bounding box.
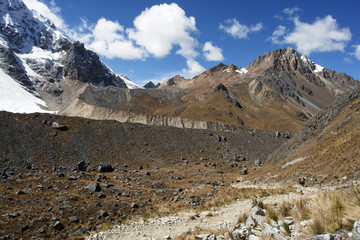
[245,86,360,184]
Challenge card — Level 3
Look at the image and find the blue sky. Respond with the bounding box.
[23,0,360,86]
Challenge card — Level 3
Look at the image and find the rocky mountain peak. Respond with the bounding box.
[0,0,139,112]
[0,0,65,52]
[143,81,157,88]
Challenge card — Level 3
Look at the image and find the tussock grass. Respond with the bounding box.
[279,202,291,217]
[140,203,173,221]
[264,204,278,222]
[199,186,291,212]
[307,187,360,235]
[292,198,310,221]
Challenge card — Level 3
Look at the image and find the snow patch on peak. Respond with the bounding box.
[0,68,53,113]
[18,46,62,64]
[314,64,324,73]
[236,68,248,75]
[118,75,142,89]
[300,54,324,73]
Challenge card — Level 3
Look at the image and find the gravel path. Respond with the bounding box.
[87,184,320,240]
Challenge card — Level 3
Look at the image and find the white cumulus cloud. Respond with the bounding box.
[219,19,263,39]
[353,45,360,60]
[86,18,146,60]
[202,42,224,61]
[271,16,352,56]
[127,3,199,59]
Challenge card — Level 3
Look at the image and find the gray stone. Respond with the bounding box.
[130,202,139,209]
[353,220,360,240]
[98,162,114,172]
[69,216,79,223]
[235,155,246,162]
[87,183,101,192]
[246,206,266,228]
[232,224,249,240]
[99,210,109,217]
[239,169,248,175]
[254,159,262,166]
[52,221,64,230]
[77,160,87,171]
[304,234,341,240]
[262,223,286,240]
[51,122,68,131]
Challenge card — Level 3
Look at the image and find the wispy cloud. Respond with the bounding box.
[219,19,263,39]
[282,7,301,16]
[352,45,360,60]
[270,16,352,56]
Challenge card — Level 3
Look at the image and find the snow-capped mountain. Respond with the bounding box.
[0,0,137,113]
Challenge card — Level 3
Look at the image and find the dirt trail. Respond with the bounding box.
[87,184,322,240]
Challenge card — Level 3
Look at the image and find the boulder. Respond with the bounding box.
[246,206,266,228]
[87,183,101,192]
[262,223,287,240]
[254,159,262,166]
[239,169,248,175]
[69,216,79,223]
[217,135,227,143]
[232,224,249,240]
[52,221,64,231]
[51,122,68,131]
[353,220,360,240]
[98,162,114,172]
[99,210,109,218]
[77,160,87,171]
[235,155,246,162]
[304,234,341,240]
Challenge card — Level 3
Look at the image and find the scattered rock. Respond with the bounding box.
[51,122,68,131]
[246,205,266,228]
[254,159,262,166]
[99,210,109,218]
[97,193,106,198]
[304,234,342,240]
[239,169,248,175]
[352,221,360,240]
[98,162,114,172]
[52,221,64,231]
[87,183,101,192]
[235,155,246,162]
[232,224,249,240]
[262,223,286,240]
[217,135,227,143]
[77,160,87,171]
[69,216,79,223]
[21,225,30,232]
[130,202,139,209]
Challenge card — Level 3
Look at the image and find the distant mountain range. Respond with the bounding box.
[0,0,358,132]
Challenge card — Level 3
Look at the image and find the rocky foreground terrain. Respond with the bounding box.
[0,111,288,239]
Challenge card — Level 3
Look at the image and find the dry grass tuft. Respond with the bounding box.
[307,187,360,235]
[237,212,248,224]
[264,204,278,222]
[292,198,310,221]
[279,202,291,217]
